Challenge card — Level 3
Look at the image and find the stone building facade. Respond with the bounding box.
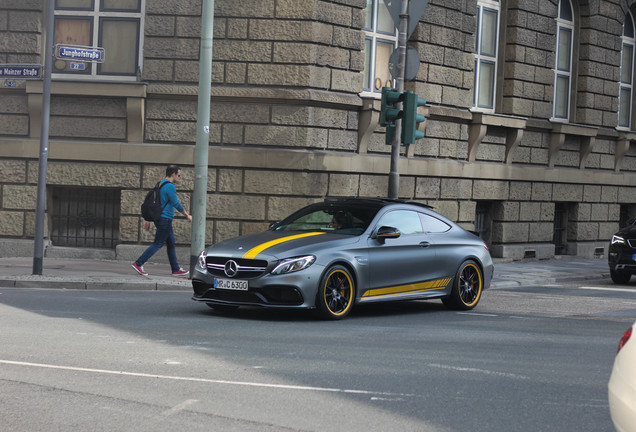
[1,0,636,261]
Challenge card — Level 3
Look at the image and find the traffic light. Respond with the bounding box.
[402,91,426,146]
[380,87,404,145]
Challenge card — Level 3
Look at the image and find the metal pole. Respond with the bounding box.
[388,0,409,199]
[33,0,55,275]
[190,0,215,274]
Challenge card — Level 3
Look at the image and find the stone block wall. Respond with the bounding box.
[3,0,636,261]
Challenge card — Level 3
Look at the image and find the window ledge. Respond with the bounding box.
[615,131,636,172]
[549,122,598,169]
[468,113,527,164]
[26,80,147,98]
[25,80,147,143]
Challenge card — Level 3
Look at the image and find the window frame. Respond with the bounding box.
[619,12,635,130]
[472,0,500,113]
[361,0,398,97]
[53,0,145,82]
[551,0,575,122]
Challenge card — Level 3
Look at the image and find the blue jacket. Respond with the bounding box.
[159,179,184,220]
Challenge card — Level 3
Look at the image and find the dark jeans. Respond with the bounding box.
[135,217,179,272]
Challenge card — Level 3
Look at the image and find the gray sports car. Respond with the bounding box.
[192,198,494,319]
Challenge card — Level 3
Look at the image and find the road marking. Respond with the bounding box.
[0,359,414,398]
[162,399,199,417]
[456,312,497,317]
[427,363,530,380]
[579,286,636,293]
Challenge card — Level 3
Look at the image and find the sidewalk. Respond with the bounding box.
[0,257,191,291]
[0,256,610,291]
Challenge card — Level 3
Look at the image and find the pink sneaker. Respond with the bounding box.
[172,267,189,277]
[131,262,148,277]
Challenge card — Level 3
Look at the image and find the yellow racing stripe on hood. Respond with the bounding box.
[242,232,325,259]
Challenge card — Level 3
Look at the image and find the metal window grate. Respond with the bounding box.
[475,201,492,246]
[50,187,121,249]
[553,203,567,255]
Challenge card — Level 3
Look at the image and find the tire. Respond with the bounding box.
[442,260,483,310]
[610,269,631,284]
[206,303,239,312]
[315,265,355,320]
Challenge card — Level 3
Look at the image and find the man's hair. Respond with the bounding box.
[166,165,180,177]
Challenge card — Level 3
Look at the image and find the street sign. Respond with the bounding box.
[70,62,86,71]
[383,0,429,37]
[389,46,420,81]
[0,64,43,80]
[55,44,105,63]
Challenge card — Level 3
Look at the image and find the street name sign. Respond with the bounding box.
[0,64,43,79]
[55,44,105,63]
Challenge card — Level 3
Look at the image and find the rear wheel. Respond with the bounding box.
[610,269,631,284]
[315,265,355,320]
[442,260,483,310]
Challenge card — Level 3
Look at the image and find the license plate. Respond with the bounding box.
[633,254,636,261]
[214,278,248,291]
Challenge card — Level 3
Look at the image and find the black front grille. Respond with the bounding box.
[205,256,268,278]
[194,284,304,306]
[627,239,636,249]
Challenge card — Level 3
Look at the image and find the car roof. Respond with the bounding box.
[323,197,434,210]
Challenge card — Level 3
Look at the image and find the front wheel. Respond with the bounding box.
[442,260,483,310]
[315,265,355,320]
[610,269,631,284]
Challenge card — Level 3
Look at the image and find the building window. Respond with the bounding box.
[473,0,500,111]
[475,201,493,248]
[53,0,144,81]
[362,0,397,95]
[50,186,121,249]
[552,0,574,121]
[619,12,635,129]
[553,202,568,255]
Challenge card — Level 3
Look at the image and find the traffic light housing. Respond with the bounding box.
[402,91,426,146]
[380,87,403,145]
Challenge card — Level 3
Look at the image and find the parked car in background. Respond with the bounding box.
[608,219,636,284]
[608,321,636,432]
[192,198,494,320]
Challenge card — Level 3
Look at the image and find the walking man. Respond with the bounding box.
[132,165,192,277]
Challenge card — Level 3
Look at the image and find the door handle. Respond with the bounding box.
[419,241,430,248]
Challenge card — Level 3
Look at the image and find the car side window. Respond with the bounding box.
[420,213,451,233]
[377,210,423,235]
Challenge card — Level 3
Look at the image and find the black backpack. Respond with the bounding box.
[141,181,168,222]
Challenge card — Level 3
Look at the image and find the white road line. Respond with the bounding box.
[456,312,498,317]
[579,286,636,293]
[0,359,414,398]
[162,399,199,417]
[427,363,530,381]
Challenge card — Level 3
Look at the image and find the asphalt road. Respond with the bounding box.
[1,280,634,432]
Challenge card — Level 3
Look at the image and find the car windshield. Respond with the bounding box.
[272,203,380,235]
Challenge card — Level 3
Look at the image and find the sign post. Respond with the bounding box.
[190,0,215,275]
[33,0,55,275]
[382,0,429,199]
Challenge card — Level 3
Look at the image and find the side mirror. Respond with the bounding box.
[269,221,281,230]
[373,226,401,241]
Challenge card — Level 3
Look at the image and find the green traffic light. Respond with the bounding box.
[380,87,404,127]
[402,91,426,146]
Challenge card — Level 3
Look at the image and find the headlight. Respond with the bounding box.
[198,250,207,269]
[612,235,626,245]
[271,255,316,275]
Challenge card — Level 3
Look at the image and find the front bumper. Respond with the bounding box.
[191,265,323,309]
[609,244,636,273]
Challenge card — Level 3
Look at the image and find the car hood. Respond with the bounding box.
[615,225,636,238]
[205,230,360,260]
